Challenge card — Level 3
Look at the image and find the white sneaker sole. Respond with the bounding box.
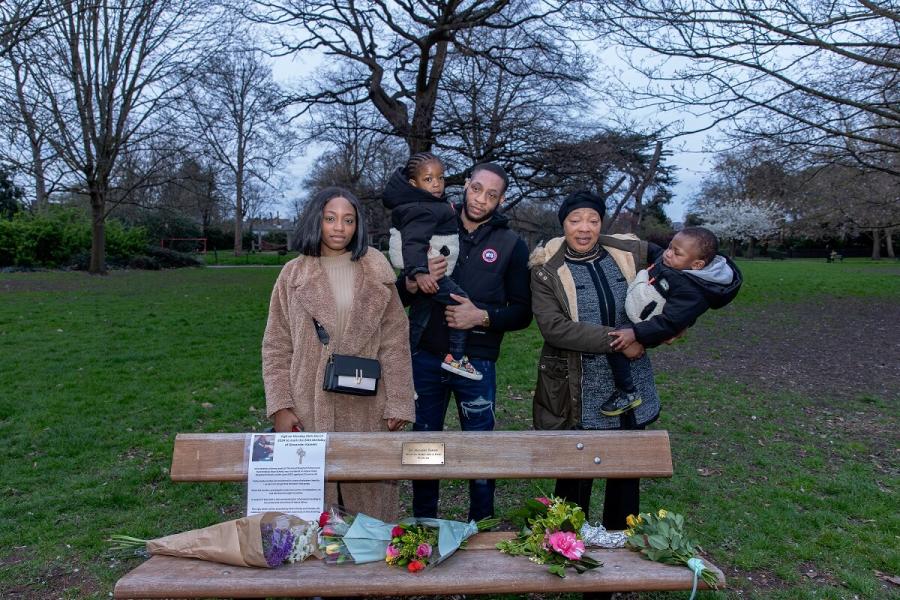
[440,362,484,381]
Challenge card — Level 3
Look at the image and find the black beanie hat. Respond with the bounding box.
[558,190,605,224]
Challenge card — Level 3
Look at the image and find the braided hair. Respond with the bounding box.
[404,152,443,180]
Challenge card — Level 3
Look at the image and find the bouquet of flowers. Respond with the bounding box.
[624,509,719,597]
[318,507,497,571]
[318,507,356,564]
[497,495,602,577]
[110,512,322,568]
[386,517,498,572]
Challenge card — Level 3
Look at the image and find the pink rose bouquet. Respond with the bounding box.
[497,495,601,577]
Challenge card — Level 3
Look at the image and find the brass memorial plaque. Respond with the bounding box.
[402,442,445,465]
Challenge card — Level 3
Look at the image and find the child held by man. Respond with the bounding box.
[383,152,482,380]
[601,226,743,417]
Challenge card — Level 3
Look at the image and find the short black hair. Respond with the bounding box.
[292,186,368,260]
[679,226,718,266]
[471,162,509,194]
[404,152,443,180]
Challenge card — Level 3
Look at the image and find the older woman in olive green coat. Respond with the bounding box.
[529,190,660,535]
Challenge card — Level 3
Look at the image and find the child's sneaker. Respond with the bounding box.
[441,354,483,380]
[600,389,642,416]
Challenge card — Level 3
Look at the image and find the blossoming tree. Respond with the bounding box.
[696,200,781,257]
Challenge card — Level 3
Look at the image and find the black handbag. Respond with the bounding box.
[314,320,381,396]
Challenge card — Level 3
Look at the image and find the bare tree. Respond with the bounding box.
[433,24,592,186]
[303,102,407,244]
[0,0,53,59]
[185,48,295,255]
[20,0,227,273]
[252,0,584,154]
[0,42,69,211]
[589,1,900,174]
[794,164,900,259]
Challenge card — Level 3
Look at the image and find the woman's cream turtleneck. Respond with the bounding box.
[319,252,357,349]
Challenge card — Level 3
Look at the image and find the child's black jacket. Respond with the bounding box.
[383,167,457,276]
[632,245,743,347]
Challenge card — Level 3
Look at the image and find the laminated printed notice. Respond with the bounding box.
[246,433,327,522]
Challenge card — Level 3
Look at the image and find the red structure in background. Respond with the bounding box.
[160,238,208,254]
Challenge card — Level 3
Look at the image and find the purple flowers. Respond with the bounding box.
[261,523,296,567]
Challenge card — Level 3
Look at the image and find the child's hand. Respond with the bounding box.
[427,254,448,280]
[414,272,439,294]
[609,328,636,351]
[405,276,419,294]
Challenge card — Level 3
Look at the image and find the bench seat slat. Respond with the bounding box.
[114,532,724,598]
[171,431,673,481]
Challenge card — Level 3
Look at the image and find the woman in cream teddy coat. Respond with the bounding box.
[262,187,415,522]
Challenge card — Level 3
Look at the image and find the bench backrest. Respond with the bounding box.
[171,430,673,482]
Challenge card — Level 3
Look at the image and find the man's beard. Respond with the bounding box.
[463,198,492,224]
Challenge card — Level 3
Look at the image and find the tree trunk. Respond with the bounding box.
[871,228,881,260]
[233,167,244,256]
[630,141,663,234]
[886,228,895,259]
[89,193,107,274]
[32,151,47,211]
[10,53,48,211]
[747,237,755,259]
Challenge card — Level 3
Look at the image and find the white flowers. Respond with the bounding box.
[286,524,320,563]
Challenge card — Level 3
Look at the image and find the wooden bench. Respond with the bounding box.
[114,431,725,598]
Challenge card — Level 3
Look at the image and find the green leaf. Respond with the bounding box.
[648,534,669,550]
[548,564,567,578]
[645,549,664,561]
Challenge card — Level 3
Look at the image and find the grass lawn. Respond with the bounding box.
[0,258,897,599]
[202,250,300,266]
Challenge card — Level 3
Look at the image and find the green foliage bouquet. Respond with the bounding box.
[624,509,719,596]
[497,495,602,577]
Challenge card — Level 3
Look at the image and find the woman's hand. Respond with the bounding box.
[386,418,410,431]
[622,341,645,360]
[273,408,302,432]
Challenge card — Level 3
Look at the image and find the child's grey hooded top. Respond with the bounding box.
[631,245,743,347]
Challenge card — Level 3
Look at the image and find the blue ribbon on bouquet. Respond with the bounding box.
[687,557,706,600]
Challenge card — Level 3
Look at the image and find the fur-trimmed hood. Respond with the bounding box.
[528,234,645,282]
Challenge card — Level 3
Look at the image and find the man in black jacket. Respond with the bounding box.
[398,162,532,521]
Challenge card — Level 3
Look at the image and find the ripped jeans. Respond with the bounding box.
[411,349,496,522]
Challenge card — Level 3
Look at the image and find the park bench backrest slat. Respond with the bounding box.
[171,430,673,482]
